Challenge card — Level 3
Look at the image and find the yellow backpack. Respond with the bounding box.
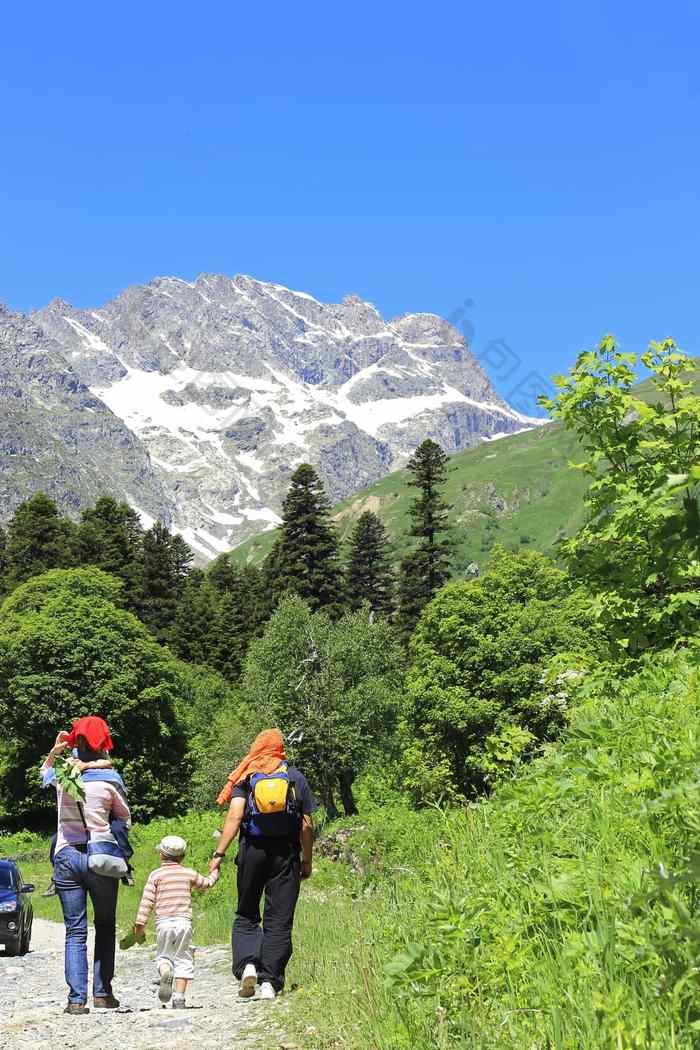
[246,764,297,837]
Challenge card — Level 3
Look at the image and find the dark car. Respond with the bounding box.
[0,859,34,956]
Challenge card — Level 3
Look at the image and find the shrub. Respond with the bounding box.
[403,546,603,800]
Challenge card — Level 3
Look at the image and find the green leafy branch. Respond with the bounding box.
[53,754,86,803]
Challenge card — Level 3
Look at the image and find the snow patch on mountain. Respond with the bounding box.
[30,273,547,558]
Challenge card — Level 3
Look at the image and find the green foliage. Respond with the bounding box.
[168,659,258,810]
[187,697,261,812]
[0,565,123,616]
[397,439,453,639]
[242,595,404,815]
[0,525,6,591]
[273,650,700,1050]
[208,565,265,679]
[168,572,218,665]
[52,754,86,803]
[4,493,75,589]
[403,546,603,800]
[139,521,193,642]
[76,496,144,611]
[377,651,700,1049]
[0,567,189,823]
[542,336,700,656]
[345,511,395,617]
[264,463,344,617]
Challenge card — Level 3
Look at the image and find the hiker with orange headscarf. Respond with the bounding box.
[208,728,317,1001]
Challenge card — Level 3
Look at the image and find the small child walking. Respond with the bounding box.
[134,835,219,1008]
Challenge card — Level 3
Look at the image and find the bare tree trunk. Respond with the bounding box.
[320,783,340,820]
[338,771,358,816]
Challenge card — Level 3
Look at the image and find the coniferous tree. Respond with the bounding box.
[76,496,144,610]
[4,494,75,590]
[397,439,453,639]
[140,522,193,642]
[207,563,268,678]
[209,590,249,680]
[170,534,195,594]
[169,571,220,664]
[0,525,7,595]
[345,511,395,616]
[266,464,344,616]
[208,553,238,594]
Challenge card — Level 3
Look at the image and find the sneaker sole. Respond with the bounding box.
[239,974,257,998]
[158,968,174,1003]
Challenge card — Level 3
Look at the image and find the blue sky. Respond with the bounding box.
[2,1,699,400]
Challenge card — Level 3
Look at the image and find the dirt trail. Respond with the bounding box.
[0,918,291,1049]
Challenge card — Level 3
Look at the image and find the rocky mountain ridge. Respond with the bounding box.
[2,275,537,558]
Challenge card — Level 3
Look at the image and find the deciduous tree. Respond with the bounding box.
[541,337,700,655]
[403,547,602,801]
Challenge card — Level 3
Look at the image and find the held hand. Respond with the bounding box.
[208,856,222,874]
[301,860,312,880]
[67,758,87,772]
[134,923,146,938]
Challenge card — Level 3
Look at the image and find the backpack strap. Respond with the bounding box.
[76,802,91,843]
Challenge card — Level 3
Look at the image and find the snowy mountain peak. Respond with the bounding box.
[29,274,538,560]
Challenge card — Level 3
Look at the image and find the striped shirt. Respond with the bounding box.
[41,761,131,858]
[136,862,219,925]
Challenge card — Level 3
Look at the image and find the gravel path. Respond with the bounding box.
[0,919,291,1049]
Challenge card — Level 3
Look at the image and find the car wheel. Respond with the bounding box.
[19,928,30,955]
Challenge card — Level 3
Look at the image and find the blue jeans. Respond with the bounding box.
[54,846,119,1004]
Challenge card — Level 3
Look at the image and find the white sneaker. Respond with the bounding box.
[239,963,257,998]
[158,961,174,1004]
[259,981,276,1000]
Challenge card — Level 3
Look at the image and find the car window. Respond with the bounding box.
[0,867,15,889]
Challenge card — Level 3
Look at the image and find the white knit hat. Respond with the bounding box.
[157,835,187,859]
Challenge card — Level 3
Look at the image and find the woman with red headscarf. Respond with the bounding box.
[40,716,131,1015]
[208,729,318,1000]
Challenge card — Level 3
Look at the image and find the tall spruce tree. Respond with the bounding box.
[169,571,220,665]
[140,521,193,642]
[0,525,7,595]
[4,494,75,590]
[345,511,395,616]
[76,496,144,610]
[397,439,453,639]
[266,463,344,616]
[203,564,264,679]
[208,553,239,594]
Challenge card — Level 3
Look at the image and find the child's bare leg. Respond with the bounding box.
[174,978,188,995]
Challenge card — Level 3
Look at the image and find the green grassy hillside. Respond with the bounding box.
[231,363,699,573]
[233,420,588,572]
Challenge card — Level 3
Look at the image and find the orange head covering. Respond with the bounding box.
[216,728,286,806]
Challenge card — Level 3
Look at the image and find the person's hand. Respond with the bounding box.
[52,732,71,756]
[67,758,88,772]
[301,860,312,880]
[208,855,222,874]
[134,923,146,938]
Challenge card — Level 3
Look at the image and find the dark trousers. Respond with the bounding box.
[232,837,301,992]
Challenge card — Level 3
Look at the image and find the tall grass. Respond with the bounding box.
[284,649,700,1049]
